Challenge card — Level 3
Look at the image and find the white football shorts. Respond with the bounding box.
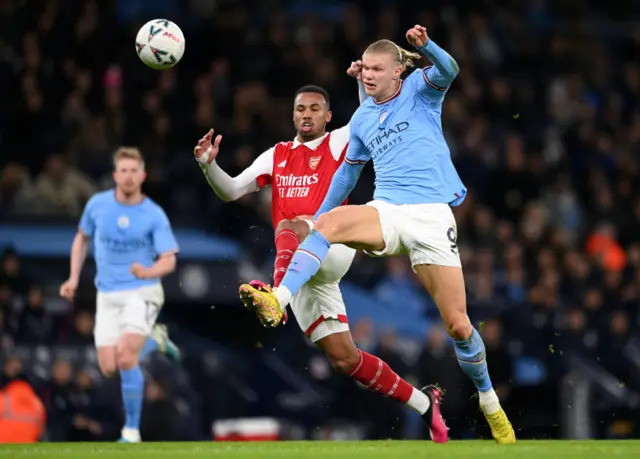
[365,200,462,268]
[94,283,164,347]
[289,224,356,342]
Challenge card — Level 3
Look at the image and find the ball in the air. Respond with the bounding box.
[135,19,185,70]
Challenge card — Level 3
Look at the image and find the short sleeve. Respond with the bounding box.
[344,117,371,165]
[408,68,447,103]
[78,195,97,237]
[152,208,179,255]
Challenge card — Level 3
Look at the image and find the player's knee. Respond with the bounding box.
[116,347,140,370]
[314,213,341,242]
[276,219,295,234]
[276,219,309,242]
[444,314,473,341]
[98,361,117,378]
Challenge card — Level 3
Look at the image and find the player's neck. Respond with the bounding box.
[115,188,145,205]
[374,80,402,103]
[296,132,326,144]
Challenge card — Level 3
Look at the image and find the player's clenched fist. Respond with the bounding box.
[346,60,363,80]
[194,128,223,165]
[406,24,429,48]
[59,278,78,301]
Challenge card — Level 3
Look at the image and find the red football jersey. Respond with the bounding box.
[243,126,350,227]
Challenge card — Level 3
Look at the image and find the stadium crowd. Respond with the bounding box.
[1,0,640,441]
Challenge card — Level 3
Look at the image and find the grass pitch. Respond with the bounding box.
[1,440,640,459]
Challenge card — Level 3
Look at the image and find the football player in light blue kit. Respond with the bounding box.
[240,25,515,443]
[59,147,180,443]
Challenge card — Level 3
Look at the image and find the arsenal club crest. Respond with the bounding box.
[309,156,321,170]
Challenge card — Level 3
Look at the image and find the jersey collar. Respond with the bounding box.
[373,80,403,105]
[292,132,329,150]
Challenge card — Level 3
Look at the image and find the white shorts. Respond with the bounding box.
[94,283,164,347]
[290,243,355,342]
[365,200,461,268]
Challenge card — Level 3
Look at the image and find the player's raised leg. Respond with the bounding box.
[243,218,313,325]
[142,324,181,362]
[413,264,515,444]
[239,205,384,326]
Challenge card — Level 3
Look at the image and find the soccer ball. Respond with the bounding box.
[135,19,185,70]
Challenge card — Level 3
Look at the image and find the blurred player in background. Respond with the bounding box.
[194,65,448,442]
[59,147,180,443]
[240,25,516,444]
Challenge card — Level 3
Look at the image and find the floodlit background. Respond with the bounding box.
[1,0,639,442]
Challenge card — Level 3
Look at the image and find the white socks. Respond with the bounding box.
[406,387,431,415]
[273,286,292,310]
[479,388,501,414]
[121,427,141,443]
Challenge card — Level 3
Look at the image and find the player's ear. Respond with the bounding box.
[326,110,332,123]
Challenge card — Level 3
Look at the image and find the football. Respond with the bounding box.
[135,19,185,70]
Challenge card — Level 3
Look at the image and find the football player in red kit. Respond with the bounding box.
[192,63,448,441]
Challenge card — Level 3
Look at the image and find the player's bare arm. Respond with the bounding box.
[130,252,177,280]
[59,230,90,301]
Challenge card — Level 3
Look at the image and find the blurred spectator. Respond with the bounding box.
[0,163,40,216]
[374,258,428,316]
[0,379,46,443]
[1,249,30,295]
[34,154,96,217]
[0,355,27,388]
[63,310,94,347]
[45,360,74,441]
[140,378,180,441]
[414,327,469,437]
[14,286,56,346]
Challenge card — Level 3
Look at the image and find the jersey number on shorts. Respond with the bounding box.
[447,227,458,255]
[144,300,160,324]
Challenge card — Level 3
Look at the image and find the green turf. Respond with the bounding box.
[1,440,640,459]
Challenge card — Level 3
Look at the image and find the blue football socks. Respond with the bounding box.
[280,230,330,296]
[120,366,145,429]
[139,336,159,360]
[454,328,493,392]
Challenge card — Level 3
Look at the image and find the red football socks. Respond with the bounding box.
[348,349,413,404]
[273,228,301,287]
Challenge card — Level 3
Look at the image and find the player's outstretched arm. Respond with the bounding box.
[314,128,369,219]
[194,129,273,202]
[407,24,459,89]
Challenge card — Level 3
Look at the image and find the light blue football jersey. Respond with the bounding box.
[345,68,467,206]
[79,190,179,292]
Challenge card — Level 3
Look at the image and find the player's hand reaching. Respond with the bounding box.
[347,60,363,80]
[59,278,78,301]
[194,128,222,166]
[130,263,149,279]
[406,24,429,48]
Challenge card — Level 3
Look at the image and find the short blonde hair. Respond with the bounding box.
[113,147,145,169]
[365,39,422,69]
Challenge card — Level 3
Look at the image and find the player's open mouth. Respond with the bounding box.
[364,82,376,90]
[301,122,313,132]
